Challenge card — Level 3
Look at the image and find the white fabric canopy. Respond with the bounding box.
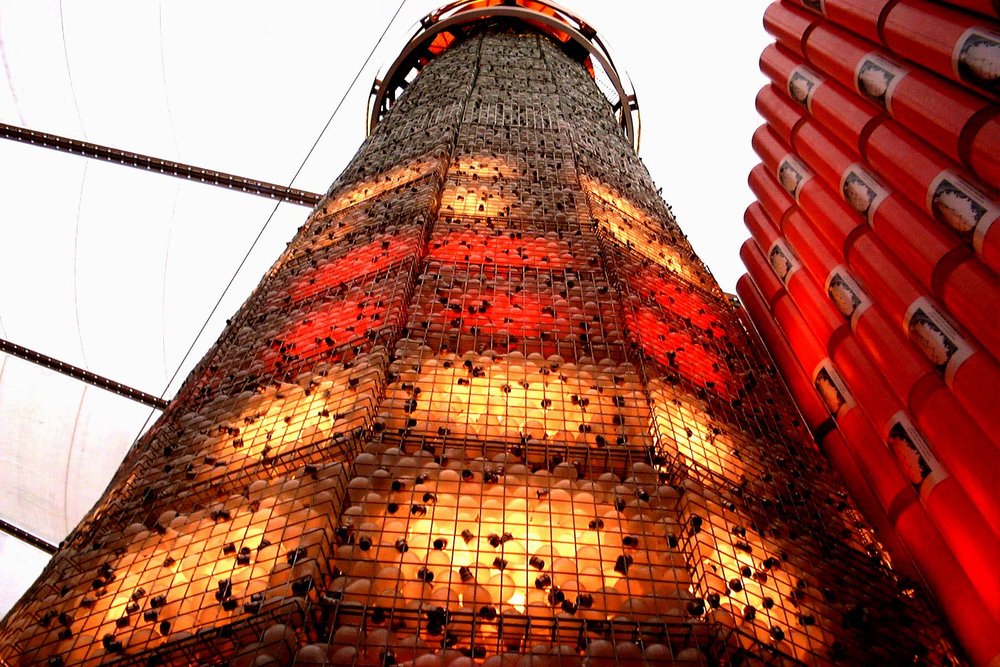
[0,0,771,616]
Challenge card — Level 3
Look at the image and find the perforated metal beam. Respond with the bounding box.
[0,518,57,555]
[0,338,169,410]
[0,122,323,207]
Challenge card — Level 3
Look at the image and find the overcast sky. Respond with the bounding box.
[0,0,773,616]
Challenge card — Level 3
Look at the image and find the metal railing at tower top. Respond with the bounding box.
[367,0,641,152]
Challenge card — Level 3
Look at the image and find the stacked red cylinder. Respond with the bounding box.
[744,2,1000,663]
[760,41,1000,264]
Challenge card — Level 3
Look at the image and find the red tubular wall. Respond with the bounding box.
[818,0,885,43]
[749,202,1000,554]
[883,0,1000,99]
[768,296,908,509]
[757,144,1000,371]
[737,274,830,431]
[774,290,1000,628]
[760,41,877,157]
[747,3,1000,659]
[783,210,1000,446]
[784,121,1000,361]
[798,170,1000,360]
[766,0,1000,182]
[808,24,984,163]
[736,274,919,576]
[864,121,1000,272]
[781,214,1000,522]
[761,37,1000,274]
[770,288,1000,661]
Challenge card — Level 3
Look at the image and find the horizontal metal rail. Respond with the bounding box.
[0,122,322,207]
[0,517,57,555]
[0,338,169,410]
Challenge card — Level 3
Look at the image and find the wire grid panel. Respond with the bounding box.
[315,444,712,664]
[404,263,628,361]
[377,344,650,453]
[4,466,348,665]
[427,216,601,270]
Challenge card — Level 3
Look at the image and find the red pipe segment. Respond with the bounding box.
[831,332,1000,540]
[936,254,1000,359]
[883,0,1000,101]
[736,274,919,574]
[811,0,887,43]
[739,233,785,307]
[965,109,1000,184]
[893,503,1000,667]
[864,121,1000,272]
[763,1,817,57]
[748,163,799,223]
[932,0,999,19]
[754,85,803,145]
[787,117,852,187]
[737,273,836,433]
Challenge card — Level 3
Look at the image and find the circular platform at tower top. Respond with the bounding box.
[368,0,641,152]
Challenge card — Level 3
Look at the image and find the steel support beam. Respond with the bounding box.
[0,517,57,555]
[0,338,169,410]
[0,122,323,208]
